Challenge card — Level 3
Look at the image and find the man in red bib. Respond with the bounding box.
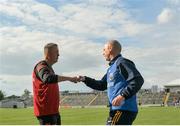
[32,43,78,125]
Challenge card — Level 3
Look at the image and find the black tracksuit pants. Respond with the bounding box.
[37,113,61,125]
[106,110,137,125]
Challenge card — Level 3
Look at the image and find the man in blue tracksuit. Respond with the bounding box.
[79,40,144,125]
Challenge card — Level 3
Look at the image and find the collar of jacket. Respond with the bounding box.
[109,54,121,66]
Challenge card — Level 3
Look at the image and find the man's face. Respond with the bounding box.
[103,44,111,61]
[48,46,59,64]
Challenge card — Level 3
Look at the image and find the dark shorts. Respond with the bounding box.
[106,110,137,125]
[37,113,61,125]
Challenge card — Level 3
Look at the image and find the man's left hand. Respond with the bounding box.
[112,95,125,106]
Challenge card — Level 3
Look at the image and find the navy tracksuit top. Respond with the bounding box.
[84,54,144,112]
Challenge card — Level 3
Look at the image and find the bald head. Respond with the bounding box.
[103,40,122,61]
[107,40,122,54]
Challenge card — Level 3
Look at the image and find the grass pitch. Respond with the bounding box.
[0,107,180,125]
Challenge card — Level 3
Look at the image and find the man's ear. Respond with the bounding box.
[44,53,49,60]
[108,44,113,51]
[108,46,113,54]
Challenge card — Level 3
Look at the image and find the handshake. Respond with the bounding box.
[68,76,85,83]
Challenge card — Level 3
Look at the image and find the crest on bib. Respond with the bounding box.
[109,73,114,81]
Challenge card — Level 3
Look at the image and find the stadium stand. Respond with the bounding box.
[60,92,101,106]
[59,90,180,107]
[1,89,180,108]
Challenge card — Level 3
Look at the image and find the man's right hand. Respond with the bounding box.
[69,76,85,83]
[58,76,81,83]
[69,76,80,83]
[77,76,85,82]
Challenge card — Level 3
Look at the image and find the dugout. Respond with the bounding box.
[164,79,180,93]
[0,98,25,108]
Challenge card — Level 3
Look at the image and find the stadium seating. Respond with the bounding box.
[60,91,180,107]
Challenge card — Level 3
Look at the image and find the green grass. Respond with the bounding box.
[135,107,180,125]
[0,107,180,125]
